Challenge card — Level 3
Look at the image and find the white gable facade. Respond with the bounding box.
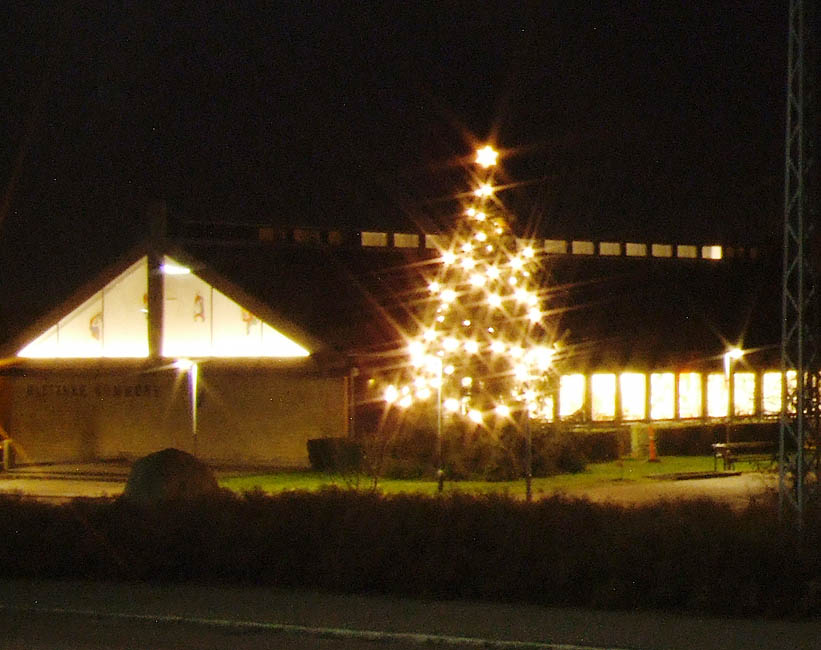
[0,251,348,468]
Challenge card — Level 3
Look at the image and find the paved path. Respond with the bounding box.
[0,579,819,650]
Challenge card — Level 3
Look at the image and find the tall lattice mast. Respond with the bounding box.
[779,0,819,526]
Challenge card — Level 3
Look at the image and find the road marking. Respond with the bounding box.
[0,604,634,649]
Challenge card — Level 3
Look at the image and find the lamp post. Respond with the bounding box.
[174,358,199,456]
[724,347,743,442]
[436,356,444,493]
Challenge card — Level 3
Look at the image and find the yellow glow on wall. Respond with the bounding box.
[762,372,782,414]
[707,373,728,417]
[591,374,616,420]
[650,373,675,420]
[678,372,702,419]
[733,372,756,416]
[620,373,646,420]
[559,374,585,418]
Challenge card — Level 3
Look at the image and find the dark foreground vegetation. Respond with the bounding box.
[0,489,819,618]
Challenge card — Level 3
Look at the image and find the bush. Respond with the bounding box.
[372,424,591,482]
[307,437,363,472]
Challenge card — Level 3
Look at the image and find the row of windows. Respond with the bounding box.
[551,371,789,422]
[359,232,754,261]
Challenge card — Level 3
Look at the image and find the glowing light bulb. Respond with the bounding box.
[465,207,476,217]
[528,308,542,322]
[384,385,399,403]
[423,329,437,342]
[475,145,498,168]
[487,266,500,279]
[475,211,487,222]
[398,395,412,408]
[443,337,459,352]
[462,257,476,270]
[510,257,524,271]
[461,242,473,253]
[443,251,456,265]
[428,281,441,294]
[476,231,488,242]
[495,404,511,417]
[417,387,431,400]
[461,376,473,388]
[462,319,471,326]
[490,340,505,354]
[444,398,460,412]
[441,288,456,303]
[475,183,494,198]
[465,340,479,354]
[444,364,455,375]
[468,409,483,424]
[470,273,486,287]
[487,294,502,308]
[522,246,535,258]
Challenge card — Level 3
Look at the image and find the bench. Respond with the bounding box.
[712,441,776,471]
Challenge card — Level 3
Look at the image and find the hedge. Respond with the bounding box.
[0,490,819,618]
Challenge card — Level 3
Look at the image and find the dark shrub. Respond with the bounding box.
[307,437,363,472]
[0,490,817,617]
[120,448,222,505]
[656,425,719,455]
[577,430,627,461]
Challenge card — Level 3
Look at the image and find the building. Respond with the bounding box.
[0,206,783,467]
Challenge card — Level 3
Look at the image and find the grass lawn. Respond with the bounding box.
[219,455,744,498]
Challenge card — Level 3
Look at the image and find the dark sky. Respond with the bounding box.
[0,1,789,340]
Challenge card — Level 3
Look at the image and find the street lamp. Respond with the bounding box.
[724,347,743,442]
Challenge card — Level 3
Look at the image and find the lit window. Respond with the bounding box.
[762,371,782,415]
[620,373,646,420]
[733,372,756,416]
[702,245,723,260]
[591,374,616,420]
[707,373,728,417]
[559,374,585,419]
[650,373,675,420]
[678,373,702,418]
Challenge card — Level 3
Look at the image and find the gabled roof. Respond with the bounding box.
[0,233,783,373]
[0,241,329,365]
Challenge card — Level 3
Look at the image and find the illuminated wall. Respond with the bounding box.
[18,256,310,359]
[3,367,345,465]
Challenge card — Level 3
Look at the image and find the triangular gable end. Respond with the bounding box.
[161,256,309,358]
[19,256,149,358]
[18,255,310,359]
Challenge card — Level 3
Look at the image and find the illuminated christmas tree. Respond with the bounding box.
[384,145,554,429]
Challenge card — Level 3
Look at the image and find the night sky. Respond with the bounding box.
[0,2,789,342]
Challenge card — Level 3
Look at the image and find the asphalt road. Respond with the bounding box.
[0,579,819,650]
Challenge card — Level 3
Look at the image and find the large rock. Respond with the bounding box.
[121,448,221,504]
